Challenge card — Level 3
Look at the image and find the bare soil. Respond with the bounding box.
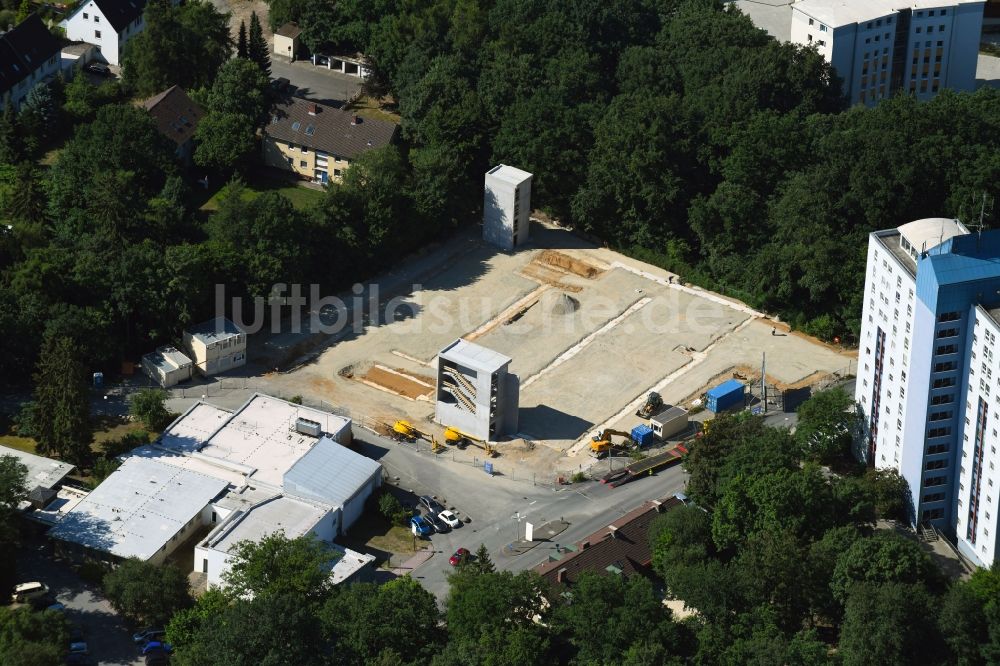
[360,366,434,400]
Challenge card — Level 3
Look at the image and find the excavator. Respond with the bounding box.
[636,392,664,419]
[391,420,444,452]
[443,426,497,457]
[590,428,634,458]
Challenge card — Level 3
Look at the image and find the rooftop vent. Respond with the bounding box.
[295,417,322,437]
[308,103,318,115]
[351,115,362,125]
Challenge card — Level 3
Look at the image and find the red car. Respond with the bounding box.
[449,548,470,566]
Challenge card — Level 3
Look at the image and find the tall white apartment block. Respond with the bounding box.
[856,218,1000,567]
[483,165,532,252]
[790,0,985,106]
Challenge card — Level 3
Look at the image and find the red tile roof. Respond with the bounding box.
[141,86,203,147]
[534,495,684,586]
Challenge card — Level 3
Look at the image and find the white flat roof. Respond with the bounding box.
[187,316,244,344]
[159,402,233,453]
[49,457,229,560]
[0,446,75,491]
[793,0,983,28]
[330,544,376,584]
[486,164,532,187]
[898,217,968,253]
[195,395,352,487]
[143,346,192,372]
[440,338,512,374]
[205,495,328,553]
[733,0,793,40]
[128,445,249,487]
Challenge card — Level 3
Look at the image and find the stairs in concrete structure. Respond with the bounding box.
[441,381,475,413]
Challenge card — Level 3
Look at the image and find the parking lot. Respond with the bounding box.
[16,536,143,666]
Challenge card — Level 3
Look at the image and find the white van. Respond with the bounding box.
[11,582,48,603]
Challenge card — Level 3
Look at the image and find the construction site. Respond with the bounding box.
[253,221,855,474]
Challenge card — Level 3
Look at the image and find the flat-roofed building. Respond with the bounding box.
[183,317,246,377]
[142,345,194,387]
[483,165,532,251]
[435,339,519,441]
[195,494,375,589]
[789,0,985,105]
[48,457,229,564]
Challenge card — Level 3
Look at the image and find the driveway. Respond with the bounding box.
[16,537,143,666]
[270,58,363,105]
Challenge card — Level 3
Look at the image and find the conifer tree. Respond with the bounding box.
[237,20,248,60]
[31,335,92,463]
[248,12,270,76]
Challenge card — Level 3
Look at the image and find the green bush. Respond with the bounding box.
[570,471,587,483]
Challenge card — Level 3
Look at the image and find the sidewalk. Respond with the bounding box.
[501,519,570,556]
[390,548,435,576]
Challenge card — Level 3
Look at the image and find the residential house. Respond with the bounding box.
[141,85,203,163]
[0,14,63,109]
[262,97,397,184]
[183,317,246,377]
[61,0,153,66]
[789,0,984,105]
[534,495,684,587]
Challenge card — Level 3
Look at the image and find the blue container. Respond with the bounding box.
[631,424,655,448]
[92,372,104,388]
[706,379,745,413]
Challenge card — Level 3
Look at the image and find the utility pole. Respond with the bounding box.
[761,352,767,413]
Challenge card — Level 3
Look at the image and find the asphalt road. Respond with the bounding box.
[17,537,143,666]
[353,429,689,602]
[270,58,364,105]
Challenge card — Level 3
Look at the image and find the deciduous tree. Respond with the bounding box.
[103,558,192,626]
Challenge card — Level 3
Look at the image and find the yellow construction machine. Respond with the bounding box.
[443,426,497,457]
[590,428,633,458]
[392,420,444,452]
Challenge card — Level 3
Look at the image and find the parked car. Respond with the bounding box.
[11,582,49,603]
[427,514,449,533]
[45,602,66,612]
[449,548,470,566]
[438,510,461,528]
[419,495,443,513]
[133,628,165,644]
[141,641,173,655]
[409,515,433,537]
[68,642,89,655]
[84,62,111,76]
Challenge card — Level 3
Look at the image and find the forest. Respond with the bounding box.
[1,0,999,382]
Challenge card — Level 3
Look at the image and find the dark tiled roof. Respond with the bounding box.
[534,495,684,586]
[142,85,203,146]
[90,0,146,34]
[265,97,397,160]
[0,14,62,96]
[276,22,301,38]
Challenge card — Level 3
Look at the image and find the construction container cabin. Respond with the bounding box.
[650,406,689,441]
[434,339,519,442]
[141,346,194,388]
[483,165,532,252]
[183,317,246,377]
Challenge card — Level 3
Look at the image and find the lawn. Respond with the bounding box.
[340,515,419,569]
[346,95,401,125]
[200,171,326,212]
[0,435,37,454]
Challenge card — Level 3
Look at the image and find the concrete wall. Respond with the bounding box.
[483,167,531,251]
